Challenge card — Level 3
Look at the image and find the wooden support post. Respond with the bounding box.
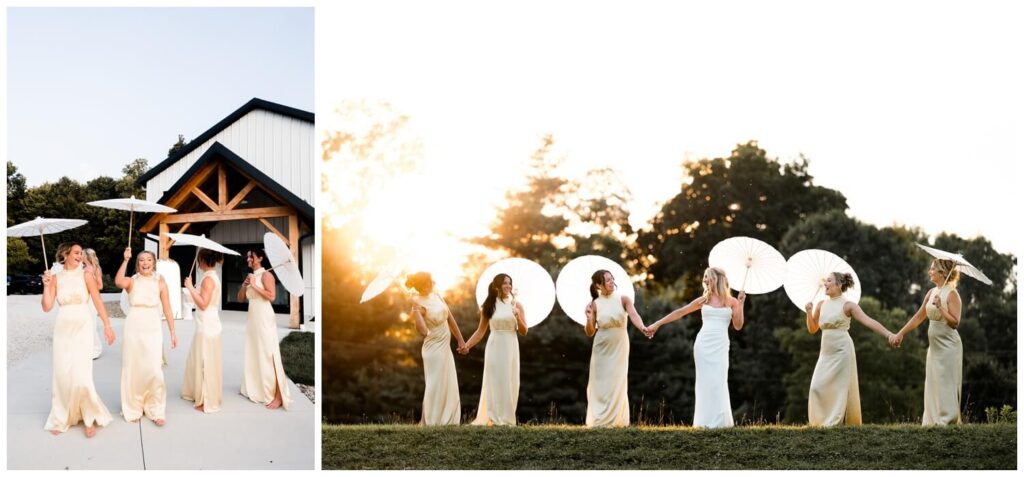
[288,213,300,329]
[218,163,227,209]
[159,222,170,259]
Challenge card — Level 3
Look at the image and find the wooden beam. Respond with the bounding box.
[259,218,289,246]
[140,161,219,232]
[192,188,219,211]
[225,181,257,211]
[159,222,170,259]
[288,213,300,329]
[218,163,227,209]
[166,223,192,247]
[162,206,292,224]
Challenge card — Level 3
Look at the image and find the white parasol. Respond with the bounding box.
[915,243,993,286]
[708,236,786,294]
[7,217,89,270]
[360,258,406,304]
[263,232,304,296]
[783,249,861,311]
[555,255,635,326]
[165,232,240,279]
[474,258,556,328]
[86,195,176,245]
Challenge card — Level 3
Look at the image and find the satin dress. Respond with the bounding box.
[415,293,461,425]
[808,296,862,426]
[922,284,963,425]
[241,268,293,409]
[692,305,735,428]
[120,273,167,422]
[181,272,224,412]
[44,266,114,432]
[471,297,520,426]
[586,293,631,428]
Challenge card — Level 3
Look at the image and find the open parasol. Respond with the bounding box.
[6,217,88,270]
[474,258,556,328]
[708,236,786,294]
[915,243,993,286]
[86,195,176,246]
[555,255,635,326]
[783,249,861,312]
[263,232,304,296]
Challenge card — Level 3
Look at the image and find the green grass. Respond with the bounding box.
[322,423,1017,470]
[279,331,314,385]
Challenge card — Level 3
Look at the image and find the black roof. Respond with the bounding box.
[137,98,314,185]
[154,141,314,226]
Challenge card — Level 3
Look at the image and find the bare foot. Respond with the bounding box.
[194,403,204,412]
[154,419,166,426]
[50,430,62,436]
[266,399,282,409]
[85,426,96,438]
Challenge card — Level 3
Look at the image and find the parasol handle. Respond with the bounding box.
[128,210,134,247]
[264,258,294,274]
[40,232,49,271]
[189,249,199,281]
[740,260,752,293]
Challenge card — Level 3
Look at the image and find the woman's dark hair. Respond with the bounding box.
[590,269,613,299]
[198,249,224,267]
[481,273,512,319]
[832,272,855,292]
[247,248,267,268]
[405,271,433,294]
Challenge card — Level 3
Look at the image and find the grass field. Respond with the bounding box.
[279,331,314,385]
[322,423,1017,470]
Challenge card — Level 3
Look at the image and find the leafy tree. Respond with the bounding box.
[6,237,38,273]
[167,134,187,157]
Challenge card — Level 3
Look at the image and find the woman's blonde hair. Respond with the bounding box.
[932,259,960,287]
[83,248,100,269]
[702,267,732,301]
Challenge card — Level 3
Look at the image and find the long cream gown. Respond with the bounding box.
[415,293,460,425]
[471,297,520,426]
[181,272,223,412]
[241,268,293,409]
[120,273,166,422]
[44,266,114,432]
[922,284,963,425]
[808,296,862,426]
[586,293,630,428]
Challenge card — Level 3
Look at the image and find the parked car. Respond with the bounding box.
[7,274,43,295]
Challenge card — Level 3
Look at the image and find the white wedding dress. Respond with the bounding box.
[692,305,734,428]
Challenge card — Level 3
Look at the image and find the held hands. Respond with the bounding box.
[888,332,903,348]
[643,322,660,339]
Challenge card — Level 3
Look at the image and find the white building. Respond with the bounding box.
[139,98,315,327]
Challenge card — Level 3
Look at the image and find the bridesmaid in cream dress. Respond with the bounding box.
[182,249,225,413]
[584,269,648,428]
[459,273,528,426]
[408,271,465,425]
[41,243,116,437]
[237,248,292,410]
[115,248,178,425]
[804,272,896,426]
[893,259,964,425]
[646,267,746,428]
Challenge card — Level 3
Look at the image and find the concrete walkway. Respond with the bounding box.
[6,295,315,470]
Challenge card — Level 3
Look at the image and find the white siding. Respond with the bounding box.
[144,109,315,207]
[144,106,317,321]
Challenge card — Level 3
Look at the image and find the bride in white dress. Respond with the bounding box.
[646,267,745,428]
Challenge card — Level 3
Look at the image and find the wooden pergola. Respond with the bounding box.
[140,155,307,328]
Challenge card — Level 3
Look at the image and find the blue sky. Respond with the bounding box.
[7,7,313,186]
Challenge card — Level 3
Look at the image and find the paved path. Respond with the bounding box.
[6,295,315,470]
